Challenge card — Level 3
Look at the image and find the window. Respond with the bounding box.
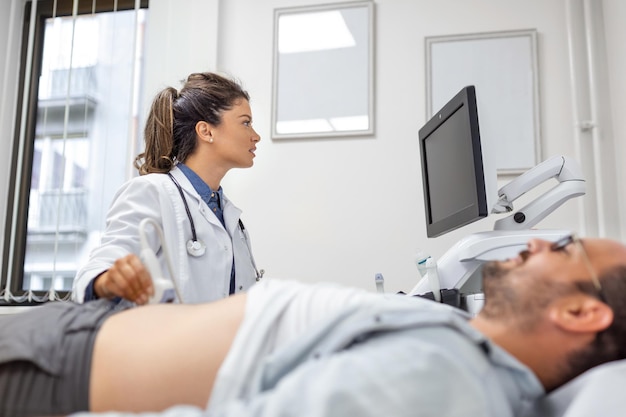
[2,0,149,305]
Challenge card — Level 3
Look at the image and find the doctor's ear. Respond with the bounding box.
[195,121,213,141]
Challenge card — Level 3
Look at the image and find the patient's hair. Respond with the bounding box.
[135,72,250,174]
[564,265,626,382]
[593,265,626,358]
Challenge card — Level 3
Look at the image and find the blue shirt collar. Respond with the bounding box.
[176,163,224,205]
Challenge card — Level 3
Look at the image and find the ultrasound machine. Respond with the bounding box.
[408,85,586,315]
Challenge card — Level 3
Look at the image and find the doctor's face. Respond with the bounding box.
[211,99,261,169]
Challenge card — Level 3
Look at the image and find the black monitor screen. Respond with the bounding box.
[419,86,487,237]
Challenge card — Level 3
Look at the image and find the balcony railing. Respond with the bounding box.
[28,189,88,240]
[39,66,97,99]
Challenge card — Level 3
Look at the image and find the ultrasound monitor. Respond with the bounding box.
[419,85,488,238]
[411,86,584,304]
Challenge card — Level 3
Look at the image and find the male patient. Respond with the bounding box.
[2,235,626,417]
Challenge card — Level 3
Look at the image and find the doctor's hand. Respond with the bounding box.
[94,254,154,305]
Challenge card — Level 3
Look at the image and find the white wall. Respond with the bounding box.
[1,0,624,294]
[603,0,626,239]
[140,0,219,126]
[214,0,624,293]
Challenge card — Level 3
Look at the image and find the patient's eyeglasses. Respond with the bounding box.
[550,234,606,302]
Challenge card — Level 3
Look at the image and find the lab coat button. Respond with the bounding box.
[238,285,243,290]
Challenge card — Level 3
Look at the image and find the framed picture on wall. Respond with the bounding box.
[271,1,375,139]
[426,29,541,175]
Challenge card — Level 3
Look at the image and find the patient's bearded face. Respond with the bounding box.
[480,257,564,328]
[480,243,599,329]
[480,261,522,319]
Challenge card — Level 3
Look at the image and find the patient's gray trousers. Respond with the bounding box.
[0,298,128,417]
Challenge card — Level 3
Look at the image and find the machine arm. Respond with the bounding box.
[492,155,586,230]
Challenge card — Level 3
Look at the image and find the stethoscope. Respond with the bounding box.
[168,173,264,281]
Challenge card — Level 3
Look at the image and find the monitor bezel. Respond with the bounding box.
[418,85,488,238]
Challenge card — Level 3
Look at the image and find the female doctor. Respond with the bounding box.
[73,72,262,305]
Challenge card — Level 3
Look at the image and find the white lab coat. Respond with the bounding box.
[73,166,259,303]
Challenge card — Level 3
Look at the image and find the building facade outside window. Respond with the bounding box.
[2,0,149,304]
